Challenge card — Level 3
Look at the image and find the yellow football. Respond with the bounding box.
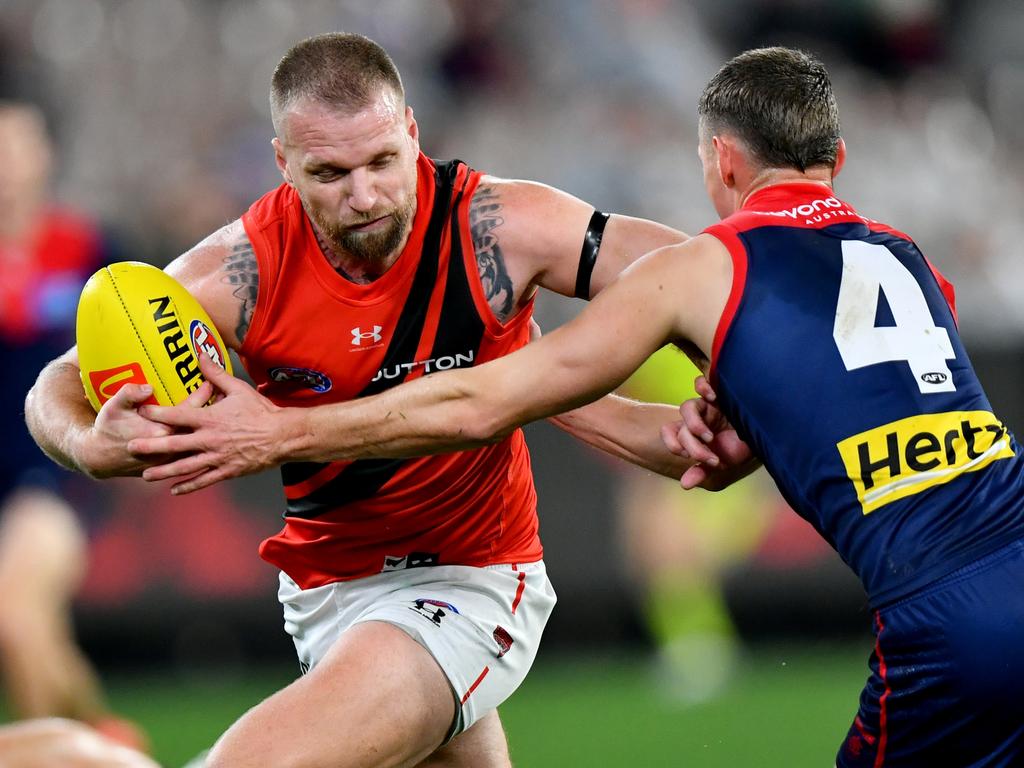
[76,261,233,411]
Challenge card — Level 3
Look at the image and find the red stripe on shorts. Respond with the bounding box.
[461,666,490,705]
[874,611,890,768]
[511,566,527,615]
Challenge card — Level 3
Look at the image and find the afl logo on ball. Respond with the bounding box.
[189,320,228,370]
[268,366,333,393]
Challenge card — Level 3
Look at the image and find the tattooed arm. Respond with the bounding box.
[468,184,516,321]
[462,181,693,477]
[24,219,256,477]
[166,218,258,349]
[468,177,687,318]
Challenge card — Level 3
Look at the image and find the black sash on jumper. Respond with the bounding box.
[281,159,486,518]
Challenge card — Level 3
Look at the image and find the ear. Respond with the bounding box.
[405,106,420,150]
[711,135,737,189]
[272,137,294,186]
[833,137,847,179]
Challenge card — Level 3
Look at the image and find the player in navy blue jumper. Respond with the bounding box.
[131,47,1024,767]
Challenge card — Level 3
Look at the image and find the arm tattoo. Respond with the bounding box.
[469,185,515,321]
[221,236,259,343]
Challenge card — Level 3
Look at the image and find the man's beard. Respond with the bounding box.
[307,197,413,263]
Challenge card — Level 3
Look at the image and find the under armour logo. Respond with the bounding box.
[351,325,383,346]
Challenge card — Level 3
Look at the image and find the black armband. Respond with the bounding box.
[574,210,610,300]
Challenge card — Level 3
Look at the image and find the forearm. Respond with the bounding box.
[285,368,533,462]
[25,357,96,474]
[548,394,692,479]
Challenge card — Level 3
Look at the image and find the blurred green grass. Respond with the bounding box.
[96,642,866,767]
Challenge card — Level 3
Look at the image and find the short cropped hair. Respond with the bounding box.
[698,47,840,172]
[270,32,404,134]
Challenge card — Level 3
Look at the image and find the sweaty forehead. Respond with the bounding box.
[281,91,404,153]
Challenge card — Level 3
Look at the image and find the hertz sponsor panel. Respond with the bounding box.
[76,261,233,411]
[837,410,1014,515]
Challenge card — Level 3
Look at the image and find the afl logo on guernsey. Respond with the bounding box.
[268,366,333,393]
[189,320,228,371]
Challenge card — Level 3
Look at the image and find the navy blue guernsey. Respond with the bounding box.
[707,182,1024,606]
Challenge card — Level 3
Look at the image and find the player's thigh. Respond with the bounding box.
[417,711,509,768]
[206,620,455,768]
[837,539,1024,768]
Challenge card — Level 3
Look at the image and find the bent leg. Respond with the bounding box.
[206,621,457,768]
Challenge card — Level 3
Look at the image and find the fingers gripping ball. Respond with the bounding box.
[76,262,232,411]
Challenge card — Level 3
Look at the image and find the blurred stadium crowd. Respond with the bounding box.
[3,0,1024,339]
[2,0,1024,701]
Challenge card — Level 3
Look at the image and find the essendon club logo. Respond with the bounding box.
[88,363,158,406]
[493,626,514,658]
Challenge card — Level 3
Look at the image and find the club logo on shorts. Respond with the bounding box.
[410,598,460,626]
[493,626,514,658]
[267,366,333,393]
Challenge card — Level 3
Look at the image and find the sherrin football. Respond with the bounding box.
[76,261,232,411]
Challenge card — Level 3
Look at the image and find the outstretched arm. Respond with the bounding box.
[466,180,693,476]
[131,236,734,493]
[548,396,693,479]
[525,318,692,479]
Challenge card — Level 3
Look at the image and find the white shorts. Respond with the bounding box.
[278,560,557,736]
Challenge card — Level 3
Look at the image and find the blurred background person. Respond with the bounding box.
[616,348,778,702]
[0,99,144,749]
[0,718,158,768]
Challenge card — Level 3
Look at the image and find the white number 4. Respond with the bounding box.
[833,240,955,394]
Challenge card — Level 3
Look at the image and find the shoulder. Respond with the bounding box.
[165,219,259,350]
[620,235,732,356]
[469,176,588,229]
[623,234,729,278]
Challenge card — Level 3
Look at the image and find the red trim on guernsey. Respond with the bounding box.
[511,566,527,615]
[924,258,958,325]
[461,666,490,705]
[864,220,914,245]
[873,611,890,768]
[723,182,863,234]
[705,225,749,387]
[284,461,350,499]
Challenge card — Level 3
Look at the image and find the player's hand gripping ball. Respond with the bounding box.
[76,261,232,411]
